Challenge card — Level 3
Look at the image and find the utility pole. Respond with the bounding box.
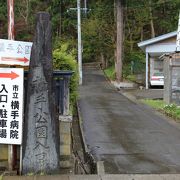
[84,0,87,16]
[69,0,90,85]
[7,0,15,171]
[176,12,180,52]
[77,0,82,85]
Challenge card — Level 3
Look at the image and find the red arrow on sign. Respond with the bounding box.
[1,57,29,63]
[0,71,19,80]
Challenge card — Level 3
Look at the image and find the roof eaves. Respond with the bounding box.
[137,31,177,48]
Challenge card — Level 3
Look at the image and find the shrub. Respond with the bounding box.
[53,41,78,113]
[104,66,116,80]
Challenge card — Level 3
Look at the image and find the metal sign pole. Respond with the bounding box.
[7,0,15,171]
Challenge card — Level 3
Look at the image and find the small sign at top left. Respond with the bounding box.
[0,39,32,66]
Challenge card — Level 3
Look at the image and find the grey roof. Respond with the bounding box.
[138,31,177,50]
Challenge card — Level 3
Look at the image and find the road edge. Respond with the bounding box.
[76,101,100,174]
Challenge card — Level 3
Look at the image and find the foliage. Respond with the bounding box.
[142,100,180,121]
[82,0,115,63]
[1,0,180,83]
[142,99,165,109]
[163,104,180,120]
[53,41,78,111]
[104,66,116,80]
[125,74,136,82]
[0,171,5,180]
[0,1,7,39]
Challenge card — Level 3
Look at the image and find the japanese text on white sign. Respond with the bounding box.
[0,39,32,66]
[0,68,24,145]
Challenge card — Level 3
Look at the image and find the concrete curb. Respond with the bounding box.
[76,101,97,173]
[76,101,89,154]
[96,161,105,175]
[3,174,180,180]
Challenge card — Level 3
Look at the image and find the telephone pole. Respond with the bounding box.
[84,0,87,16]
[77,0,82,85]
[176,12,180,52]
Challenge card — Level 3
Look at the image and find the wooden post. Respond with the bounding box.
[22,12,60,174]
[7,0,15,171]
[116,0,124,82]
[7,0,15,40]
[146,52,149,89]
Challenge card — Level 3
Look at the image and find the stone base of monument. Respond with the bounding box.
[59,115,73,168]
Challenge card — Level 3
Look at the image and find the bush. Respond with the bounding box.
[124,51,145,75]
[53,41,78,113]
[162,104,180,119]
[142,100,180,121]
[104,66,116,80]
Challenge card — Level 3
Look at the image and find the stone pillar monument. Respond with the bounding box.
[22,12,60,174]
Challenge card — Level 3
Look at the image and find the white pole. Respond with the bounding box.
[77,0,82,85]
[146,52,149,89]
[176,12,180,52]
[84,0,87,16]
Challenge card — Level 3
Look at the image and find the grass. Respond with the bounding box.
[142,99,180,121]
[104,66,136,82]
[0,172,5,180]
[142,99,165,109]
[126,74,136,82]
[104,66,115,80]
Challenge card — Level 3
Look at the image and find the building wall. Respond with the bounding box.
[158,37,176,44]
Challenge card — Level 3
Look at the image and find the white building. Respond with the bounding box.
[138,31,177,89]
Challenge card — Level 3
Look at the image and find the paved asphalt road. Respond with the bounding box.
[78,67,180,174]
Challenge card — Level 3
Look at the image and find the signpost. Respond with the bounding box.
[0,39,32,66]
[0,68,24,145]
[3,0,32,172]
[7,0,15,171]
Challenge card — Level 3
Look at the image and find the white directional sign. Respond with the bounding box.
[0,68,24,145]
[176,13,180,52]
[0,39,32,66]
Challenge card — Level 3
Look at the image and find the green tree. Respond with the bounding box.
[0,1,7,39]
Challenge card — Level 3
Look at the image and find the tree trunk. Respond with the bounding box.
[59,1,62,36]
[116,0,124,82]
[100,52,106,69]
[141,27,144,41]
[149,1,155,38]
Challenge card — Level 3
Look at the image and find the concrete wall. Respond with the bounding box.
[164,53,180,105]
